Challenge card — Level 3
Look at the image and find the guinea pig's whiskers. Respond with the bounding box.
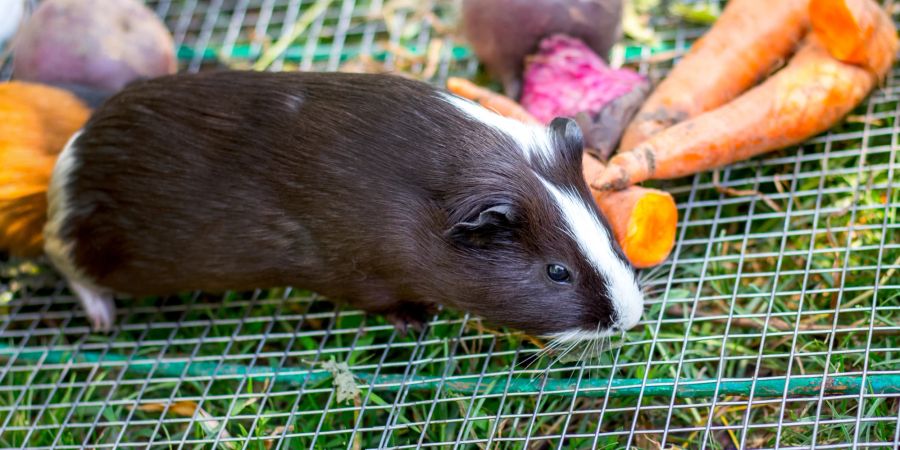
[639,264,669,281]
[588,326,601,378]
[641,286,668,297]
[638,270,671,289]
[517,336,563,374]
[541,336,583,377]
[576,337,594,379]
[596,335,608,379]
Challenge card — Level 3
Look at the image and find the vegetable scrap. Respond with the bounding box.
[520,34,649,161]
[460,0,624,98]
[583,153,676,268]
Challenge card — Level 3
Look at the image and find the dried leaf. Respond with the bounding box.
[305,358,360,403]
[320,360,360,403]
[131,401,234,449]
[264,425,295,450]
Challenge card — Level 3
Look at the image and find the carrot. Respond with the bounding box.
[618,0,809,151]
[592,36,881,190]
[0,81,91,157]
[446,77,542,124]
[0,81,91,257]
[447,78,678,268]
[583,154,677,268]
[810,0,898,77]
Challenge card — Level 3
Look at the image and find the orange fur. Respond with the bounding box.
[0,82,91,257]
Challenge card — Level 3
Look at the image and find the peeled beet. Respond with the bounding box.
[521,34,648,161]
[461,0,623,99]
[12,0,177,93]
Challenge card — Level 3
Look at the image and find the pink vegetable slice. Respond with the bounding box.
[521,34,649,160]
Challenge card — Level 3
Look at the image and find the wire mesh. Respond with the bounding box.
[1,0,899,448]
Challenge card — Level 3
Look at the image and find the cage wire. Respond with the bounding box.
[0,0,898,448]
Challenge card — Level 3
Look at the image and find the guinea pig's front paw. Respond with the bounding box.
[68,280,117,333]
[384,303,430,336]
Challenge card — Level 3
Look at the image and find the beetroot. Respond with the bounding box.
[12,0,177,93]
[520,34,649,160]
[461,0,623,99]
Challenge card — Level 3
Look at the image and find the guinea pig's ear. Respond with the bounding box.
[446,204,518,248]
[548,117,585,164]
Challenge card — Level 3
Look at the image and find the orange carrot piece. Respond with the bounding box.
[446,77,542,124]
[0,81,91,257]
[0,81,91,157]
[618,0,809,151]
[810,0,898,77]
[594,36,878,190]
[583,154,676,268]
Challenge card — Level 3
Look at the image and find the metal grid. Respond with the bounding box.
[1,0,899,448]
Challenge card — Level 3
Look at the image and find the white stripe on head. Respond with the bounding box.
[440,93,556,166]
[537,176,644,332]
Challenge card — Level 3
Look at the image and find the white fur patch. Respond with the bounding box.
[44,131,91,285]
[537,176,644,332]
[440,93,556,166]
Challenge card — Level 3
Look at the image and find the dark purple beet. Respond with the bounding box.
[12,0,176,92]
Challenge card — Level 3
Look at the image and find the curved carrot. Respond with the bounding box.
[0,82,91,257]
[618,0,809,151]
[810,0,898,77]
[593,36,879,190]
[446,77,542,124]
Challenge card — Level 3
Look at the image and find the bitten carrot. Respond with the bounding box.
[0,81,91,257]
[447,78,677,267]
[446,77,542,124]
[810,0,897,77]
[618,0,809,151]
[583,154,677,268]
[593,36,884,190]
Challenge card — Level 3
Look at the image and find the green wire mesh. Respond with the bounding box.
[0,0,899,448]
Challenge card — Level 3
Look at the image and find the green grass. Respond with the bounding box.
[1,0,899,448]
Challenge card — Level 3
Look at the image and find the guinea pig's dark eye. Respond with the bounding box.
[546,264,571,284]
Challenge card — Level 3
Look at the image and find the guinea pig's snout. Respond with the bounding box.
[615,302,643,331]
[613,286,645,332]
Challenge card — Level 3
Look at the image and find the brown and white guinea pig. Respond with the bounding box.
[42,71,644,340]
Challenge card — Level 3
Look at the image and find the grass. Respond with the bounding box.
[1,0,899,448]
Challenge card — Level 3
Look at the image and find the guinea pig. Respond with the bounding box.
[42,70,644,340]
